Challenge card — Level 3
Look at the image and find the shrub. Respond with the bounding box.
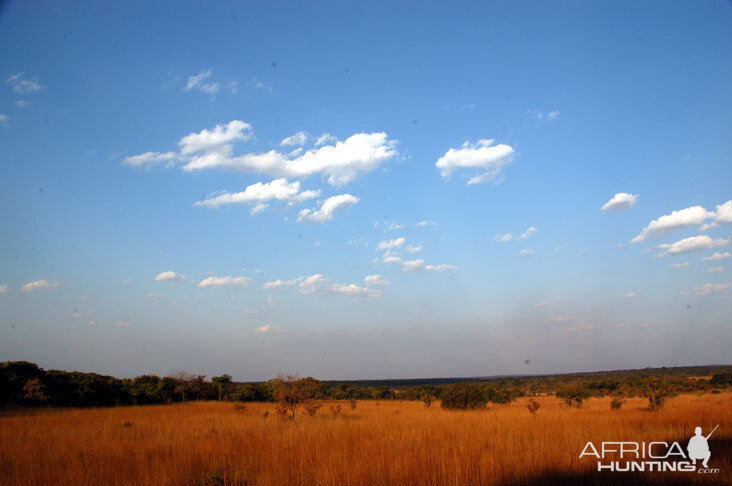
[610,397,625,410]
[440,383,487,410]
[643,377,677,410]
[420,392,434,408]
[555,383,591,408]
[330,404,342,417]
[527,399,540,415]
[349,399,357,410]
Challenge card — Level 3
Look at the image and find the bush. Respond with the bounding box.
[440,383,487,410]
[610,397,625,410]
[527,398,540,415]
[643,377,677,411]
[555,384,591,408]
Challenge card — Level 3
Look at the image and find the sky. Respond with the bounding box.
[1,1,731,381]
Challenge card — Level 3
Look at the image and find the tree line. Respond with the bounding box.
[2,360,731,409]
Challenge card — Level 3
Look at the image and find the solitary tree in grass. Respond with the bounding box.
[440,383,487,410]
[643,376,676,411]
[555,383,591,408]
[269,374,323,420]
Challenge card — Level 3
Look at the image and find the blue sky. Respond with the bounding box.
[1,1,731,380]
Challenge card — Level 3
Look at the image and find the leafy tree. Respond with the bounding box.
[211,374,233,401]
[555,383,591,407]
[440,383,487,410]
[643,376,677,410]
[269,375,323,420]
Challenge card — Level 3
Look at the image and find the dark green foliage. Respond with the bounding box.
[643,376,677,410]
[555,383,591,407]
[440,383,488,410]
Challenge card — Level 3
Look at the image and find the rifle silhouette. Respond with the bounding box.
[706,424,720,440]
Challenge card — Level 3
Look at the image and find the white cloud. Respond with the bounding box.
[297,194,359,223]
[72,312,83,318]
[519,249,534,255]
[546,111,560,120]
[0,284,8,295]
[327,283,381,299]
[364,274,390,286]
[0,114,9,128]
[255,324,285,334]
[708,266,724,273]
[435,139,514,184]
[116,320,130,327]
[693,282,731,296]
[154,271,185,283]
[195,178,320,210]
[123,151,176,168]
[280,131,309,146]
[671,262,689,269]
[533,301,551,307]
[401,259,457,272]
[183,68,222,99]
[415,220,437,227]
[549,316,574,323]
[703,200,732,230]
[185,69,212,90]
[632,206,714,242]
[622,292,637,299]
[183,130,397,187]
[262,279,298,290]
[521,227,537,240]
[179,120,253,155]
[198,276,252,288]
[702,252,731,261]
[7,73,45,94]
[377,237,405,251]
[21,280,60,292]
[601,193,639,212]
[297,274,327,294]
[315,133,338,146]
[495,233,513,243]
[16,100,30,108]
[528,109,560,122]
[656,235,727,257]
[405,244,422,253]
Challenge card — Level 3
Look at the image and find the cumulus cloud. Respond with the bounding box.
[183,130,397,186]
[377,237,405,251]
[7,73,45,94]
[255,324,285,334]
[123,151,176,168]
[261,279,300,290]
[127,120,396,187]
[154,271,185,282]
[364,274,390,286]
[401,259,457,272]
[435,139,515,185]
[656,235,727,257]
[296,274,327,294]
[280,131,309,146]
[632,206,714,242]
[198,276,252,288]
[21,280,60,292]
[405,244,422,253]
[327,283,381,299]
[195,178,320,211]
[601,193,639,212]
[693,282,731,296]
[495,233,513,243]
[297,194,359,223]
[179,120,253,155]
[702,252,731,261]
[702,200,732,230]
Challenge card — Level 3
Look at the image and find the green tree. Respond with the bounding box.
[211,374,233,401]
[440,383,487,410]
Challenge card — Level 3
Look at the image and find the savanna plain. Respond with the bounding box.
[2,393,731,486]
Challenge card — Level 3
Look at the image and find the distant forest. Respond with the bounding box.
[2,360,732,408]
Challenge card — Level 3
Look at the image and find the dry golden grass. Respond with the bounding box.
[1,393,731,485]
